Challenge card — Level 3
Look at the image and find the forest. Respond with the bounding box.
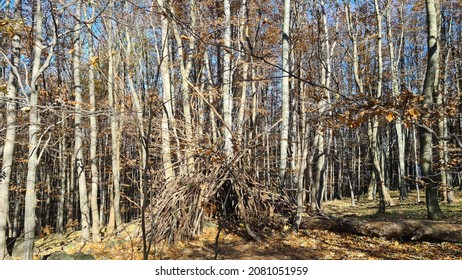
[1,0,462,260]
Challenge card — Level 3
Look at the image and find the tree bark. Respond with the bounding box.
[0,32,20,260]
[421,0,443,220]
[158,0,175,185]
[24,0,42,259]
[223,0,233,160]
[0,0,21,259]
[203,50,218,145]
[105,6,123,231]
[237,0,249,143]
[171,2,196,173]
[279,0,290,185]
[412,125,422,203]
[438,13,456,204]
[88,5,100,242]
[372,0,394,212]
[23,0,58,259]
[57,110,66,238]
[386,3,407,200]
[72,0,90,242]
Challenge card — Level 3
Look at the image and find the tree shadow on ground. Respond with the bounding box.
[163,228,462,260]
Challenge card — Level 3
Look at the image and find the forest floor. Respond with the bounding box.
[32,190,462,260]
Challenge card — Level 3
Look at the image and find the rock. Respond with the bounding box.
[118,223,140,240]
[45,251,96,260]
[106,239,129,249]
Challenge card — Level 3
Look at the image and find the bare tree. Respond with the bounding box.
[0,1,21,259]
[421,0,443,220]
[279,0,290,186]
[104,2,123,232]
[157,0,175,184]
[23,0,57,259]
[223,0,233,160]
[72,0,90,242]
[87,1,101,242]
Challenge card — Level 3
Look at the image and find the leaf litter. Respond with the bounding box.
[33,191,462,260]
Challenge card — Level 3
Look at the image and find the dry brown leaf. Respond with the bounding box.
[386,112,394,122]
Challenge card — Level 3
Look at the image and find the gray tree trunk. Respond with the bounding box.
[386,3,407,200]
[223,0,234,160]
[421,0,443,220]
[438,15,456,204]
[72,0,90,242]
[24,1,40,260]
[105,7,122,231]
[158,0,175,184]
[279,0,290,185]
[237,0,249,143]
[203,51,218,144]
[294,95,309,230]
[0,33,20,260]
[88,6,101,242]
[24,0,56,259]
[171,3,196,173]
[313,0,334,210]
[373,0,394,212]
[57,109,66,238]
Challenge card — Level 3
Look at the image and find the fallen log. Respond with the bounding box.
[300,215,462,243]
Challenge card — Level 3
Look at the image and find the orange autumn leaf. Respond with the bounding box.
[407,108,420,119]
[386,112,394,122]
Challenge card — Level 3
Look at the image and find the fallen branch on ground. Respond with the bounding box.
[300,214,462,243]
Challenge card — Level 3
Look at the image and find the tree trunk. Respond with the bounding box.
[373,0,394,212]
[439,15,456,204]
[0,32,20,259]
[223,0,233,160]
[421,0,443,220]
[106,7,123,231]
[313,0,334,210]
[171,3,196,173]
[158,0,175,185]
[11,193,20,238]
[73,0,90,242]
[412,125,422,203]
[294,97,309,230]
[68,149,76,231]
[88,8,101,242]
[24,0,55,259]
[279,0,290,186]
[57,110,66,238]
[204,51,218,145]
[24,54,39,259]
[386,3,407,200]
[237,0,249,143]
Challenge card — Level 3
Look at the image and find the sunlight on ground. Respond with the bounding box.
[33,190,462,260]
